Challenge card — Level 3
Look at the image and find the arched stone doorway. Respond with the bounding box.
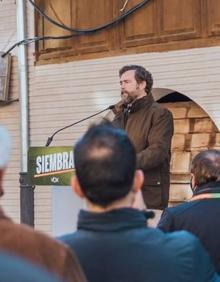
[153,88,220,207]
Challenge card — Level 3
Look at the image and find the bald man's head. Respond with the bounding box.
[191,150,220,187]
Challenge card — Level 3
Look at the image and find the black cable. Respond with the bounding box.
[1,34,79,57]
[28,0,150,34]
[46,105,114,146]
[0,98,19,106]
[1,0,150,57]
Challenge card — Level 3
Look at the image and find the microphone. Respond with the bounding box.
[45,105,114,146]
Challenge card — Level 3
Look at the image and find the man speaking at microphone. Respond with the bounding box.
[111,65,174,213]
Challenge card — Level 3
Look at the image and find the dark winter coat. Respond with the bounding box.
[112,94,174,209]
[158,181,220,274]
[60,208,219,282]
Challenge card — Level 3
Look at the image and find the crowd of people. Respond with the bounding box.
[0,65,220,281]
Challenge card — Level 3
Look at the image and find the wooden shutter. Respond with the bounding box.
[35,0,220,64]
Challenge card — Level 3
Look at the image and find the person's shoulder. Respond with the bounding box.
[164,200,202,217]
[59,232,80,248]
[151,101,173,118]
[0,218,86,282]
[146,225,205,252]
[162,229,202,253]
[166,229,197,242]
[158,201,202,232]
[163,230,219,281]
[0,219,70,254]
[146,226,199,251]
[0,251,61,282]
[22,223,68,250]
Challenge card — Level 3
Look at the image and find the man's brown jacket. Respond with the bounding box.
[112,94,174,209]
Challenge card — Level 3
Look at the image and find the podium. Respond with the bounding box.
[28,146,83,236]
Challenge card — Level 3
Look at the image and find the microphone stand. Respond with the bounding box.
[45,105,114,146]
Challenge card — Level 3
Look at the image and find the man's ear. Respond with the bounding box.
[138,80,146,91]
[71,175,85,198]
[190,173,196,190]
[133,169,144,193]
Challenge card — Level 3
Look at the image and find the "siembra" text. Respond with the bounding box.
[36,151,74,174]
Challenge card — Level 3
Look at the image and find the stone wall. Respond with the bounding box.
[164,101,220,206]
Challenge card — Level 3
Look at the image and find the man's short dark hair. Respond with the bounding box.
[119,65,153,94]
[191,149,220,186]
[74,122,136,207]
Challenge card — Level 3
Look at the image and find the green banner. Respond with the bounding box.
[28,146,74,186]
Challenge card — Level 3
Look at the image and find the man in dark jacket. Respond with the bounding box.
[158,149,220,274]
[112,65,173,210]
[60,122,219,282]
[0,126,86,282]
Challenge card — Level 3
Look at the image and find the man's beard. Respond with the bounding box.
[121,91,137,105]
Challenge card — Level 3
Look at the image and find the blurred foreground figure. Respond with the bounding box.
[0,251,61,282]
[0,126,86,282]
[60,122,219,282]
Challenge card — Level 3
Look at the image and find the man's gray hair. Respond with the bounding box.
[0,126,11,169]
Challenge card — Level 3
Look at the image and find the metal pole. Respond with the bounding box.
[20,172,35,226]
[17,0,34,226]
